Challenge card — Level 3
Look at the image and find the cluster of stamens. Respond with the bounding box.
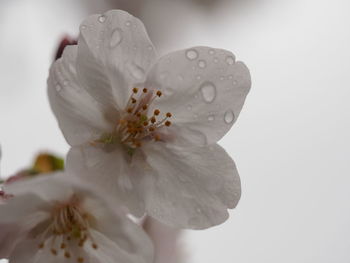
[98,87,173,149]
[37,199,97,262]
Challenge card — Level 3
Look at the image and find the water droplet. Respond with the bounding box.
[220,76,225,81]
[196,75,202,80]
[208,49,215,55]
[127,63,144,80]
[186,49,198,60]
[125,21,131,27]
[187,105,192,111]
[62,80,69,86]
[224,110,235,124]
[55,84,62,92]
[80,25,87,31]
[233,80,238,85]
[110,28,123,47]
[226,56,235,65]
[200,82,216,103]
[198,60,206,68]
[228,75,233,80]
[196,207,202,213]
[208,115,215,121]
[213,57,219,63]
[98,15,106,23]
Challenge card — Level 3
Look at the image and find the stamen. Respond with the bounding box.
[143,88,148,93]
[65,252,71,258]
[154,109,160,116]
[38,243,44,249]
[92,243,98,249]
[131,98,137,103]
[165,121,172,127]
[142,105,148,110]
[132,87,138,93]
[77,257,84,263]
[156,90,162,97]
[51,249,57,255]
[166,112,172,118]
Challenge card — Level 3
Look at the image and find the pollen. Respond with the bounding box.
[154,109,160,116]
[165,121,172,126]
[132,87,138,93]
[166,112,172,118]
[156,90,162,97]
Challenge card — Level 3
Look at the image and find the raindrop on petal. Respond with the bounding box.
[213,57,219,63]
[225,56,235,65]
[186,49,198,60]
[55,84,62,92]
[208,49,215,55]
[200,82,216,103]
[187,105,192,110]
[198,60,207,68]
[208,115,215,121]
[125,21,131,27]
[110,28,123,48]
[98,15,106,23]
[224,110,235,124]
[233,80,238,85]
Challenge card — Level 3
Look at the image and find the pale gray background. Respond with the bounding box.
[0,0,349,262]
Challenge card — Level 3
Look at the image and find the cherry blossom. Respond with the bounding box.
[0,174,153,263]
[48,10,251,229]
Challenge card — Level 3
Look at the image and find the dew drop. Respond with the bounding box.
[233,80,238,85]
[80,25,87,31]
[228,75,233,80]
[125,21,131,27]
[208,49,215,55]
[200,82,216,103]
[55,84,62,92]
[110,28,123,48]
[127,63,145,80]
[225,56,235,65]
[220,76,225,81]
[198,60,207,68]
[187,105,192,111]
[196,75,202,80]
[62,80,69,86]
[186,49,198,60]
[213,57,219,63]
[196,207,202,213]
[208,115,215,121]
[224,110,235,124]
[98,15,106,23]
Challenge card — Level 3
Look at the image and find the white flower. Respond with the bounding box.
[48,10,251,229]
[0,174,153,263]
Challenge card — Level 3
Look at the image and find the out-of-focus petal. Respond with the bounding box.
[77,10,157,109]
[146,46,251,146]
[140,143,241,229]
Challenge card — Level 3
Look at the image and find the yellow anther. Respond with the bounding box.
[77,257,84,263]
[166,112,172,118]
[149,127,155,132]
[65,252,71,258]
[165,121,172,127]
[136,112,141,117]
[38,243,44,249]
[127,108,133,113]
[156,90,162,97]
[131,98,137,103]
[132,87,138,93]
[143,88,148,93]
[142,104,148,110]
[154,134,161,141]
[51,249,57,255]
[151,116,156,123]
[92,243,98,250]
[143,121,149,126]
[154,109,160,116]
[61,243,66,249]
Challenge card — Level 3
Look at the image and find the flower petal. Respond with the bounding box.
[66,146,144,216]
[77,10,157,109]
[8,240,36,263]
[146,47,251,146]
[84,229,153,263]
[140,143,241,229]
[0,223,21,258]
[48,45,112,146]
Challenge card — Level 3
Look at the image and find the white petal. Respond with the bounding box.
[141,143,241,229]
[4,174,74,203]
[0,223,21,258]
[0,193,47,224]
[66,146,144,216]
[48,45,112,146]
[8,240,36,263]
[85,229,153,263]
[146,47,251,146]
[77,10,157,109]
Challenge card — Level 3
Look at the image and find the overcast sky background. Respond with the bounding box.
[1,0,350,262]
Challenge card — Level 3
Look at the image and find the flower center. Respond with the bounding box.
[94,87,172,151]
[37,196,97,262]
